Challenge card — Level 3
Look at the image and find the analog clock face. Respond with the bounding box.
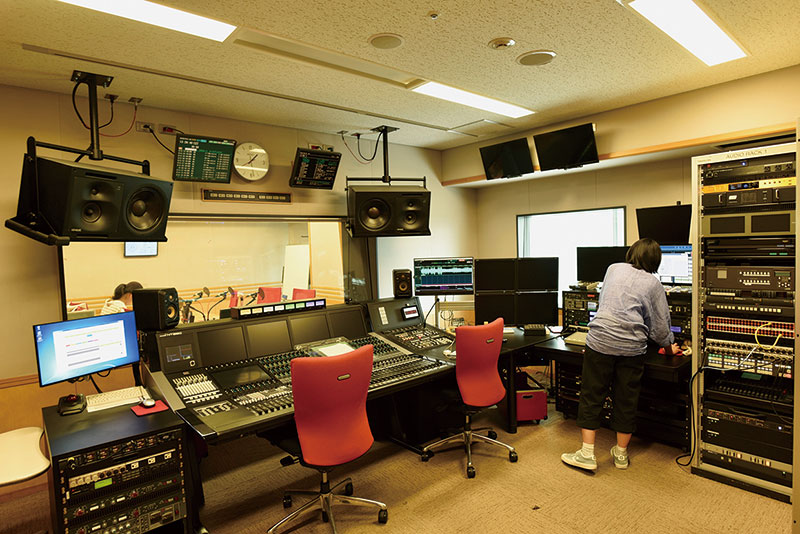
[233,142,269,181]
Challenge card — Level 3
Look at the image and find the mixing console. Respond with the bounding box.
[370,354,448,391]
[349,334,398,356]
[381,325,453,352]
[259,349,309,383]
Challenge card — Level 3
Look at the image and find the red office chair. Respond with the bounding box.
[292,288,316,300]
[421,318,518,478]
[267,345,388,534]
[257,286,282,304]
[228,290,239,308]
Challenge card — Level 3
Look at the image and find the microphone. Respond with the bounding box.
[258,287,265,300]
[202,286,210,297]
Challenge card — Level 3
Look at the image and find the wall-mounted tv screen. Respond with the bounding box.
[413,257,474,295]
[636,205,692,245]
[479,138,534,180]
[289,148,342,189]
[172,134,236,183]
[533,123,599,171]
[124,241,158,257]
[576,246,628,282]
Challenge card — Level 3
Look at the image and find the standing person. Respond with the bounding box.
[100,281,143,315]
[561,238,679,471]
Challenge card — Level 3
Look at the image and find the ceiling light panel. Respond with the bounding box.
[56,0,236,42]
[411,82,534,118]
[626,0,746,66]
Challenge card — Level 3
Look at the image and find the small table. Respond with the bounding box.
[0,426,50,486]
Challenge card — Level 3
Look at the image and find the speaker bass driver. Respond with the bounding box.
[347,185,431,237]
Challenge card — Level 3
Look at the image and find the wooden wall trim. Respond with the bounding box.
[0,374,38,389]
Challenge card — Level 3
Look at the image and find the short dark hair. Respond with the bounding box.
[625,238,661,273]
[113,281,143,300]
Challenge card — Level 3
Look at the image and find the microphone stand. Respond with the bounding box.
[207,291,229,318]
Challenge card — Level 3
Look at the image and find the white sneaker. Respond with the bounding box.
[611,445,629,469]
[561,449,597,471]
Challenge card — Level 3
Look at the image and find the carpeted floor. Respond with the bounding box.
[1,408,791,534]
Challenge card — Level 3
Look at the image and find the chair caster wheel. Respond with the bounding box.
[487,430,497,440]
[378,509,388,524]
[322,511,329,522]
[344,482,354,496]
[421,451,432,462]
[282,495,292,508]
[467,466,476,478]
[509,451,518,463]
[534,420,541,425]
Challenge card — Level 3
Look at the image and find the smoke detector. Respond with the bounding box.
[488,37,516,50]
[369,33,404,49]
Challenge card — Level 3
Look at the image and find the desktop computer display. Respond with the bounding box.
[576,246,628,282]
[658,244,692,285]
[413,257,474,295]
[515,293,559,325]
[34,312,140,387]
[516,257,559,291]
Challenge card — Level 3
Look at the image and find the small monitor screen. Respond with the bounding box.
[211,365,269,390]
[289,315,331,345]
[658,245,693,285]
[515,293,559,326]
[475,293,515,326]
[197,327,247,366]
[413,257,474,295]
[576,246,628,282]
[328,308,367,340]
[173,134,236,183]
[289,148,342,189]
[636,205,692,245]
[34,312,140,387]
[479,138,534,180]
[246,321,292,356]
[533,123,599,171]
[124,241,158,257]
[475,259,516,291]
[516,257,559,291]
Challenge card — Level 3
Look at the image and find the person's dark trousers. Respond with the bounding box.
[576,345,647,433]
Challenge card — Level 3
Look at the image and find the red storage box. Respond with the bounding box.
[517,389,547,422]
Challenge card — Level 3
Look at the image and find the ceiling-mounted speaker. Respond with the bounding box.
[18,156,173,241]
[347,185,431,237]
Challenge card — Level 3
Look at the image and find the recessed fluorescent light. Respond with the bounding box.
[57,0,236,42]
[412,82,534,118]
[626,0,746,66]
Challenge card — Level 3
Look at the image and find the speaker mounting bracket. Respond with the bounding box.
[345,125,426,190]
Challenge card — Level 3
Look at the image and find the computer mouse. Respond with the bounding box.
[140,398,156,408]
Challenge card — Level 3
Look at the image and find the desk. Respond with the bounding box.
[497,330,692,450]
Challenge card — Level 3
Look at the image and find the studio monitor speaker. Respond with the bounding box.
[347,185,431,237]
[393,269,412,298]
[132,287,180,331]
[25,156,173,241]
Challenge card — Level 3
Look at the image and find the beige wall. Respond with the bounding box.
[443,63,800,182]
[0,83,474,385]
[475,157,692,258]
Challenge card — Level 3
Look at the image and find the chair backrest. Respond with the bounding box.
[228,290,239,309]
[291,344,374,466]
[292,288,316,300]
[455,318,505,407]
[257,286,282,304]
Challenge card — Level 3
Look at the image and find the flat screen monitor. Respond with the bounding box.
[197,326,247,366]
[636,205,692,245]
[172,134,236,183]
[658,245,693,285]
[124,241,158,257]
[246,320,292,356]
[533,123,599,171]
[475,259,516,291]
[475,293,515,326]
[576,246,628,282]
[210,365,270,390]
[289,314,331,345]
[289,148,342,189]
[327,308,368,340]
[34,311,140,387]
[515,293,559,325]
[479,138,534,180]
[516,257,559,291]
[413,257,474,295]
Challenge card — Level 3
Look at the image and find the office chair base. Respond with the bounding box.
[422,426,517,478]
[268,476,388,534]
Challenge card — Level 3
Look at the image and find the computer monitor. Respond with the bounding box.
[475,293,516,326]
[576,246,628,282]
[289,148,342,189]
[197,326,247,367]
[516,257,559,291]
[636,205,692,245]
[515,293,559,325]
[172,133,236,183]
[658,245,693,285]
[474,259,516,291]
[413,257,474,295]
[288,314,331,345]
[34,312,140,387]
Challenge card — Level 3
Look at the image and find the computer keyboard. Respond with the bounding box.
[86,386,150,412]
